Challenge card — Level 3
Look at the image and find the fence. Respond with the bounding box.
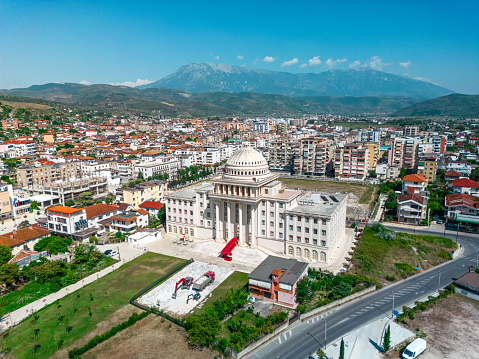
[130,258,194,328]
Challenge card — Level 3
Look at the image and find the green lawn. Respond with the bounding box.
[193,271,248,315]
[3,253,186,359]
[0,257,117,317]
[351,226,457,285]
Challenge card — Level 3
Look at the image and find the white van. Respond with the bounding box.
[402,338,426,359]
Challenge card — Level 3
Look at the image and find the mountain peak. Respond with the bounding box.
[140,63,453,99]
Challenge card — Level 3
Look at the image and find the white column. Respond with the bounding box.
[265,201,269,238]
[215,201,221,242]
[251,206,256,248]
[238,203,244,246]
[227,201,232,240]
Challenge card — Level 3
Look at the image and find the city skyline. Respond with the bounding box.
[1,0,478,94]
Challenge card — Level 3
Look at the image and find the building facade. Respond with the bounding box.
[165,148,347,263]
[334,144,370,180]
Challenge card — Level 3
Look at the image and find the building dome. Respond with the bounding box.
[223,148,271,181]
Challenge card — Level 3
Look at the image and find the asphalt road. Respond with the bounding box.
[244,226,479,359]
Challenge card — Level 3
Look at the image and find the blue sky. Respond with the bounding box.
[1,0,478,94]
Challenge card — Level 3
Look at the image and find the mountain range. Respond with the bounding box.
[392,94,479,117]
[140,63,453,99]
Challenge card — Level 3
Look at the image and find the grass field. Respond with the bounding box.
[3,253,186,359]
[1,101,51,110]
[279,177,378,205]
[0,257,116,316]
[351,226,457,285]
[193,271,248,315]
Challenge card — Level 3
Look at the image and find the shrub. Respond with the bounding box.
[385,275,396,282]
[395,263,415,275]
[408,312,415,320]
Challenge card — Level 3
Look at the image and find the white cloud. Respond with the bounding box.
[308,56,321,67]
[281,58,298,67]
[349,60,361,68]
[110,79,154,87]
[366,56,388,70]
[263,56,276,63]
[325,58,347,69]
[79,80,91,85]
[214,55,220,60]
[237,55,244,60]
[299,63,308,68]
[399,60,411,68]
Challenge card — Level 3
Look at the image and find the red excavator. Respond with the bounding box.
[172,277,193,299]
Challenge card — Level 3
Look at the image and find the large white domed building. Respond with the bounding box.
[165,148,347,264]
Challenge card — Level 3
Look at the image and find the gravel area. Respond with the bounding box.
[138,261,233,316]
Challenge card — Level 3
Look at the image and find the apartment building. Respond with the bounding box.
[359,142,380,169]
[334,144,370,180]
[0,182,15,220]
[109,210,148,233]
[134,156,180,180]
[16,162,78,187]
[357,129,380,143]
[293,137,335,177]
[404,126,419,137]
[391,137,420,170]
[116,181,162,209]
[417,157,437,184]
[269,138,294,171]
[397,193,428,224]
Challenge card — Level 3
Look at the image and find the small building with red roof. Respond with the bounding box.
[139,201,164,216]
[452,178,479,196]
[46,206,88,236]
[402,173,426,193]
[397,193,428,224]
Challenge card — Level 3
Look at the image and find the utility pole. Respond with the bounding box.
[456,222,459,242]
[438,271,441,292]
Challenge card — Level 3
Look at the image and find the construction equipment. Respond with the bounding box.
[219,237,238,261]
[192,271,215,291]
[172,277,194,299]
[186,292,201,304]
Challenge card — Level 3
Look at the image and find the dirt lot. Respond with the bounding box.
[81,313,216,359]
[387,294,479,359]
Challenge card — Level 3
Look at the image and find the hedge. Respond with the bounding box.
[68,311,149,358]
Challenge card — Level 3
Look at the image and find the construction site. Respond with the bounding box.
[137,261,233,316]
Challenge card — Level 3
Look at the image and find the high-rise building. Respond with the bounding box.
[417,157,437,184]
[293,137,335,177]
[334,144,370,180]
[404,126,419,137]
[391,137,420,170]
[357,129,380,143]
[268,138,294,171]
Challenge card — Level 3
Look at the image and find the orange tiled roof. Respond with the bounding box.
[47,206,82,214]
[0,227,51,248]
[403,173,426,182]
[84,204,118,219]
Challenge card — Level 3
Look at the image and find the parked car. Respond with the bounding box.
[402,338,426,359]
[436,220,443,224]
[108,250,119,257]
[103,249,112,256]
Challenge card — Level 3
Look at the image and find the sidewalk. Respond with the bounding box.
[0,243,144,332]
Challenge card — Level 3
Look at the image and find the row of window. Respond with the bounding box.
[168,199,194,206]
[167,225,195,236]
[168,216,194,224]
[287,235,327,245]
[168,208,194,215]
[287,246,327,262]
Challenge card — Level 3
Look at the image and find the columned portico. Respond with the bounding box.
[238,203,244,246]
[215,200,221,242]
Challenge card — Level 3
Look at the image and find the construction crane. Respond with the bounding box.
[172,277,193,299]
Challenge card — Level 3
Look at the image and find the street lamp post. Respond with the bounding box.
[456,222,459,243]
[476,249,479,268]
[322,318,327,349]
[390,290,395,318]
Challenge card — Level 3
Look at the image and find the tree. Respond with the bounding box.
[75,192,94,207]
[0,263,19,288]
[400,167,407,179]
[369,170,377,178]
[88,236,98,244]
[186,307,221,347]
[65,199,75,207]
[470,167,479,182]
[0,244,13,266]
[383,324,391,351]
[330,282,352,298]
[340,338,345,359]
[105,193,115,204]
[316,347,325,359]
[296,277,311,304]
[34,236,72,255]
[29,201,39,212]
[18,220,30,229]
[158,205,166,225]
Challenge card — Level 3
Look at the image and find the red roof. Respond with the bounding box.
[139,201,164,210]
[47,206,82,215]
[452,178,479,188]
[84,204,118,219]
[403,173,426,183]
[398,193,425,205]
[445,170,462,178]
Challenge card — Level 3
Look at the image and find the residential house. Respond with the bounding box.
[444,170,462,182]
[109,210,149,233]
[402,173,426,193]
[138,201,164,216]
[248,255,308,308]
[84,203,119,229]
[46,206,88,236]
[397,193,428,224]
[452,178,479,196]
[0,227,51,255]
